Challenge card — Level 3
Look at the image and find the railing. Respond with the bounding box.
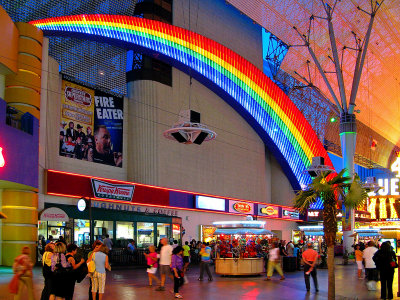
[6,105,34,134]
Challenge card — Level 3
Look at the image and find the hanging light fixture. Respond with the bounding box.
[163,110,217,145]
[163,0,216,145]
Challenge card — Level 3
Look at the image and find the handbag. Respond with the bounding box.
[87,252,96,273]
[75,262,89,283]
[390,260,398,268]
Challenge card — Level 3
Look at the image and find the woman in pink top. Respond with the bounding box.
[144,245,160,286]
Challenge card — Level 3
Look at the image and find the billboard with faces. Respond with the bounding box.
[59,77,124,167]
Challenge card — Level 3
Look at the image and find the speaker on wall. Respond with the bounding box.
[171,131,187,143]
[193,131,209,145]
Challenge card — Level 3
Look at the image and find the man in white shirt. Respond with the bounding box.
[363,241,378,290]
[156,237,173,291]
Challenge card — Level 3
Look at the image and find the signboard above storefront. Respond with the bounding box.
[282,208,300,220]
[91,179,135,201]
[40,207,69,222]
[228,200,254,215]
[258,204,280,218]
[195,195,225,211]
[308,209,371,222]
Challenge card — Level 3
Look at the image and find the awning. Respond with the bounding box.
[214,228,274,235]
[40,207,69,222]
[304,231,324,236]
[358,233,383,237]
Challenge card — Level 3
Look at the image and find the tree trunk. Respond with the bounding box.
[327,244,335,300]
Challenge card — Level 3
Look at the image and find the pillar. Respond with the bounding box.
[4,22,43,119]
[340,113,357,253]
[1,190,38,265]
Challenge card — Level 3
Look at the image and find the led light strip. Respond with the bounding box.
[30,15,333,190]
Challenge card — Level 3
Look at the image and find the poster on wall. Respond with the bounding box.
[282,208,300,220]
[59,77,124,167]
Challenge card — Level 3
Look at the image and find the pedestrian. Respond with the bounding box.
[58,236,67,245]
[46,235,54,244]
[143,245,159,287]
[354,244,364,279]
[182,241,191,284]
[198,243,213,281]
[103,234,113,262]
[279,240,288,256]
[9,246,34,300]
[265,242,285,281]
[41,243,55,300]
[88,240,102,300]
[286,241,295,256]
[65,244,85,300]
[363,241,378,291]
[50,242,70,300]
[171,246,185,299]
[87,241,111,300]
[156,237,173,291]
[172,240,179,249]
[373,241,397,299]
[301,242,319,292]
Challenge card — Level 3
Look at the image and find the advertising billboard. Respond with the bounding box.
[228,200,254,215]
[59,77,124,167]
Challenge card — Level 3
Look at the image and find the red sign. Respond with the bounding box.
[173,224,180,231]
[0,147,5,167]
[229,200,254,214]
[64,86,92,106]
[233,202,251,213]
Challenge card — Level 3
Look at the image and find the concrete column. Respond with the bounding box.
[1,190,38,265]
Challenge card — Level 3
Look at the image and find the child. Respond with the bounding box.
[171,246,185,299]
[144,245,159,286]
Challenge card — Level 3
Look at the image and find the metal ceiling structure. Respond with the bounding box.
[226,0,400,147]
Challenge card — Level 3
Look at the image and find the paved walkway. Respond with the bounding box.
[0,262,396,299]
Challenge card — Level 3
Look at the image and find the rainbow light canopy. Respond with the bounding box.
[30,15,333,192]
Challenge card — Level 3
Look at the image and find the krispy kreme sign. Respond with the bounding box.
[91,179,135,201]
[229,200,254,214]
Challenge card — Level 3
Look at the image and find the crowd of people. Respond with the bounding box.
[354,240,397,299]
[9,236,398,299]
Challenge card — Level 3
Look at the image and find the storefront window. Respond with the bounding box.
[172,224,181,244]
[116,221,134,248]
[94,220,114,240]
[38,221,47,240]
[157,223,170,244]
[137,222,154,248]
[74,219,90,247]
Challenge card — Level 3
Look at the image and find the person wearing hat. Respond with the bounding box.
[76,124,86,141]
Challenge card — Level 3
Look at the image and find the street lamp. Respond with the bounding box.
[77,197,93,245]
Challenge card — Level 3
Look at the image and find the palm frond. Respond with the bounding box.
[294,189,318,213]
[345,174,369,208]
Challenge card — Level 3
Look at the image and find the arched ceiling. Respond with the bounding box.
[227,0,400,147]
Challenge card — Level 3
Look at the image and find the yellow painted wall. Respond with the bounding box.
[0,6,18,75]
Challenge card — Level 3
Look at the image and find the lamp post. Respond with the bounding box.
[78,197,93,245]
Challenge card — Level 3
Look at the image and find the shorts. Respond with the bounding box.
[91,271,106,294]
[160,265,171,275]
[147,267,157,274]
[183,256,190,263]
[356,261,363,270]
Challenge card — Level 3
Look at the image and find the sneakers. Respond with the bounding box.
[155,286,165,291]
[198,278,203,281]
[208,278,213,281]
[175,294,183,299]
[280,277,285,281]
[264,277,271,281]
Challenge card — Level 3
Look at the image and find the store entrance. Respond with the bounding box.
[48,225,72,244]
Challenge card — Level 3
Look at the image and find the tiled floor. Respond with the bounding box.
[0,261,396,299]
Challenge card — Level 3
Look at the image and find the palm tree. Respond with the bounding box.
[294,169,368,300]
